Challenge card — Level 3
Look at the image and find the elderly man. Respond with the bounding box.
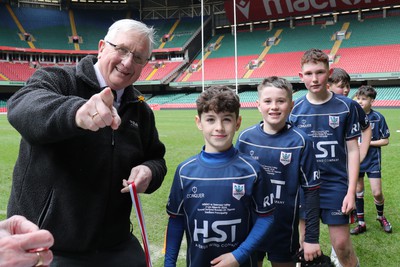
[7,19,167,266]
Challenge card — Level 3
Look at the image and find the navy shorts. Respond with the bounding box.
[320,208,354,225]
[359,171,381,179]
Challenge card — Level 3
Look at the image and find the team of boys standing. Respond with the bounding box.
[3,18,392,267]
[164,48,392,267]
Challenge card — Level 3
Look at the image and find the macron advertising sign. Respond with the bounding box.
[224,0,398,24]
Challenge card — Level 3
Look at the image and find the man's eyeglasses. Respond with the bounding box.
[106,41,149,66]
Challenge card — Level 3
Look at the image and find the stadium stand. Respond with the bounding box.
[0,4,30,48]
[10,6,72,50]
[267,24,340,53]
[1,3,400,108]
[146,18,178,49]
[159,17,202,49]
[73,9,129,50]
[334,45,400,74]
[0,62,35,81]
[0,100,7,113]
[172,13,400,86]
[339,15,400,48]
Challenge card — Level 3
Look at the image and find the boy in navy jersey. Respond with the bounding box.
[325,67,372,262]
[236,76,321,267]
[351,85,392,234]
[289,49,360,267]
[328,67,371,162]
[164,86,275,267]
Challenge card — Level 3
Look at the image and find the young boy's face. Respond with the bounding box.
[257,86,292,132]
[299,62,331,94]
[356,95,374,113]
[195,111,241,153]
[329,81,350,97]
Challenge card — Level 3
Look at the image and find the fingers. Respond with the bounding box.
[16,216,40,234]
[303,243,322,262]
[341,202,355,215]
[20,230,54,252]
[0,215,39,235]
[30,249,53,267]
[75,87,121,131]
[99,87,114,109]
[121,179,130,193]
[121,166,152,193]
[0,230,54,267]
[110,106,121,130]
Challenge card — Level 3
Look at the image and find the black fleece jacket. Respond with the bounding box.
[7,55,167,253]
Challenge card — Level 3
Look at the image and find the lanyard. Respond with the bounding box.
[129,183,153,267]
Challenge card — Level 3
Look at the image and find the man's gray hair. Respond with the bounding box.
[104,19,155,58]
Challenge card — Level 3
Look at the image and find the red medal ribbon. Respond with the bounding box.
[129,183,152,267]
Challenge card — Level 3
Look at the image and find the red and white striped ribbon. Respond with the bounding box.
[129,183,153,267]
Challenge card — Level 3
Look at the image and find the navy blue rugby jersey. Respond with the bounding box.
[289,93,361,209]
[166,148,275,267]
[360,109,390,174]
[236,122,320,251]
[236,122,320,210]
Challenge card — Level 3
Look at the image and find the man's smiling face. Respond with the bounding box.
[97,30,150,90]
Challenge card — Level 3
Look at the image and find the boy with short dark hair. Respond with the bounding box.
[236,76,321,267]
[328,67,372,162]
[351,85,392,234]
[328,67,351,97]
[164,86,275,267]
[289,48,361,267]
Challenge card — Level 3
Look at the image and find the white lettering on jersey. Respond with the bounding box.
[352,122,360,134]
[193,219,242,243]
[315,141,338,158]
[263,193,274,207]
[271,179,285,199]
[314,170,320,180]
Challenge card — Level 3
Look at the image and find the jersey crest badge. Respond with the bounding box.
[232,183,245,200]
[280,151,292,165]
[329,116,340,129]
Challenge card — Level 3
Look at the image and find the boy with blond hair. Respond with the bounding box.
[236,76,321,267]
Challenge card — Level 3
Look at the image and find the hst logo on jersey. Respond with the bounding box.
[232,183,245,200]
[280,151,292,165]
[193,219,242,243]
[329,116,340,129]
[315,141,339,158]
